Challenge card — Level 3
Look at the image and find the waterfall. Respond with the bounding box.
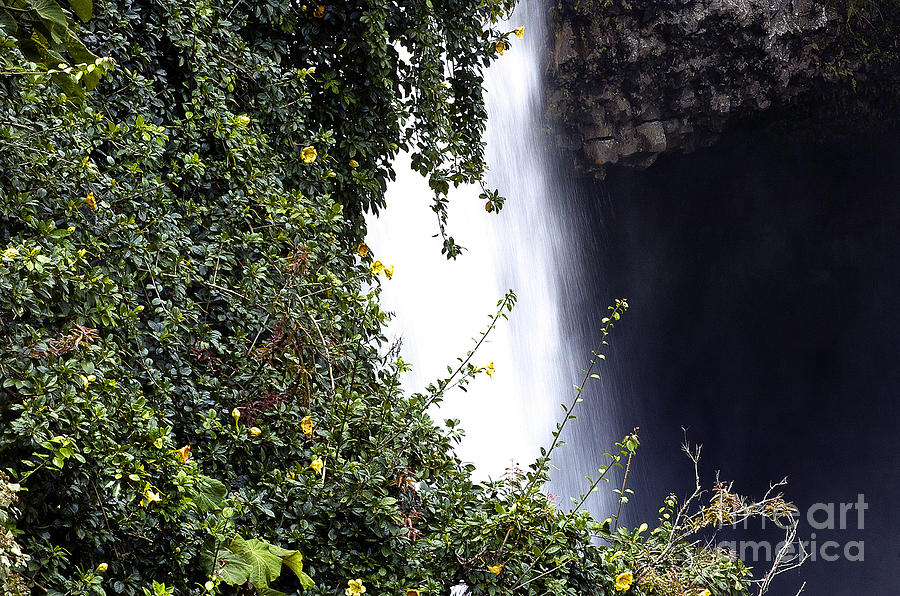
[365,1,622,508]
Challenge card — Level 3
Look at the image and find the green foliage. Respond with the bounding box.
[814,0,900,87]
[0,0,112,99]
[823,0,900,20]
[0,472,28,596]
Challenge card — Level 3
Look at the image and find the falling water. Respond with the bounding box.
[365,0,626,508]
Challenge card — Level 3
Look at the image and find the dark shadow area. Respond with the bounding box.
[558,126,900,595]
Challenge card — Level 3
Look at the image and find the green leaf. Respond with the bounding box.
[229,535,284,589]
[27,0,68,29]
[198,541,217,575]
[219,547,253,586]
[0,9,17,33]
[220,536,314,592]
[63,30,97,64]
[66,0,91,22]
[277,549,314,589]
[193,474,227,512]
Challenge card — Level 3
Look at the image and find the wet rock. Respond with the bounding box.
[553,22,577,69]
[584,138,618,165]
[636,121,667,153]
[546,0,900,176]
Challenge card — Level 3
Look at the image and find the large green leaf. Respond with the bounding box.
[229,536,284,589]
[31,28,85,101]
[63,31,101,88]
[27,0,67,29]
[63,29,96,63]
[219,547,254,586]
[219,535,314,592]
[193,474,227,513]
[0,9,17,33]
[265,543,314,589]
[66,0,91,22]
[198,541,217,575]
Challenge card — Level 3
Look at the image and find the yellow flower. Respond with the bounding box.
[349,159,360,168]
[384,265,394,280]
[514,26,525,39]
[250,426,262,437]
[96,563,108,573]
[615,571,633,592]
[301,415,314,436]
[310,457,324,474]
[301,146,318,163]
[231,407,241,422]
[495,40,507,55]
[487,564,503,575]
[370,260,385,275]
[345,579,366,596]
[84,191,97,211]
[698,591,711,596]
[484,362,495,378]
[356,242,370,257]
[313,4,326,17]
[141,487,161,507]
[174,445,191,464]
[1,247,19,260]
[234,114,251,128]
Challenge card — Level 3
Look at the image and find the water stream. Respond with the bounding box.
[365,0,623,501]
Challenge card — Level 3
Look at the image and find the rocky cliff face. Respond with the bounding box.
[547,0,899,175]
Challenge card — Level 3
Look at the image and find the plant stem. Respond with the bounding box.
[613,450,634,530]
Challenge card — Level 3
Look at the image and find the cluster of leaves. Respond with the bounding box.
[0,0,801,595]
[601,496,754,596]
[0,472,28,596]
[0,0,114,99]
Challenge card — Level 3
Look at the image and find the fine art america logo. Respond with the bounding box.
[717,494,867,563]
